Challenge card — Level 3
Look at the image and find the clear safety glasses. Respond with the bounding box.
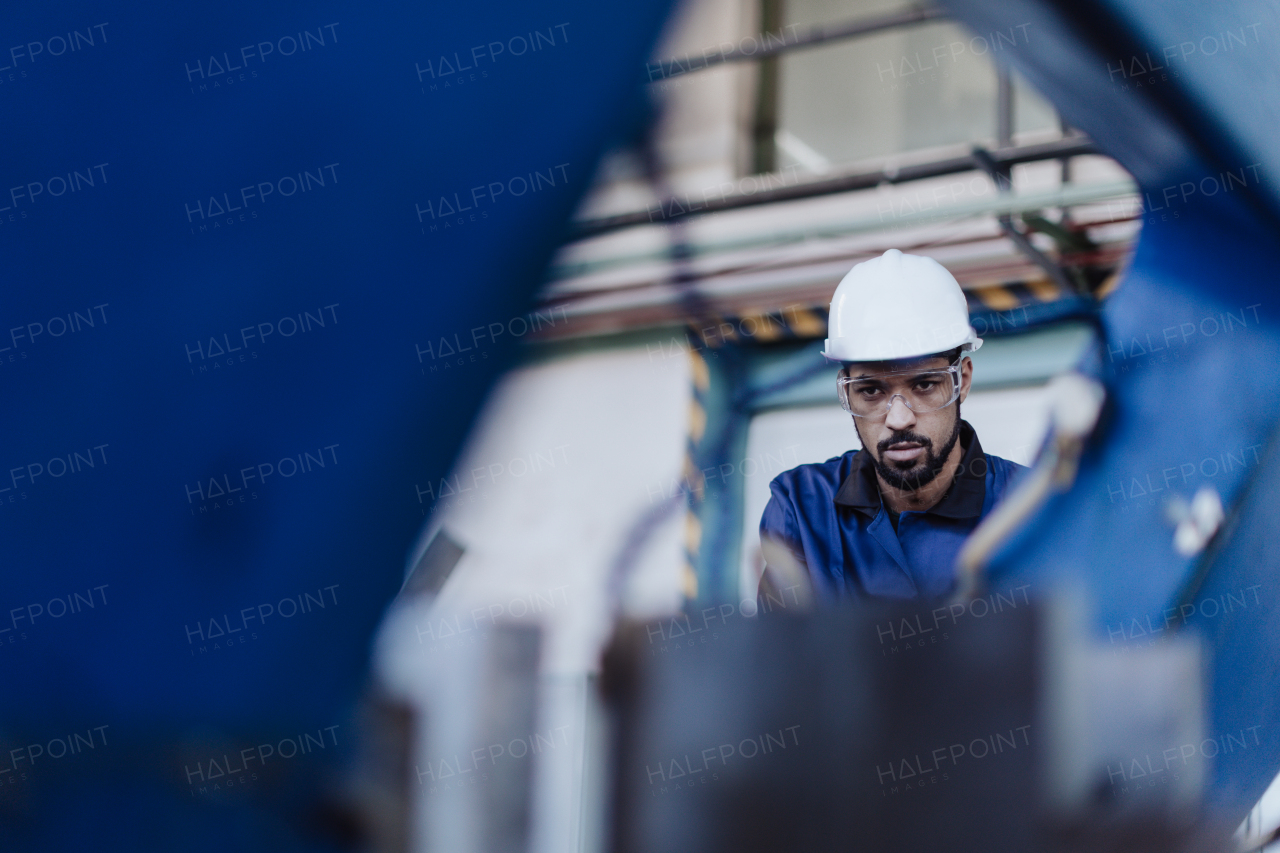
[836,363,963,419]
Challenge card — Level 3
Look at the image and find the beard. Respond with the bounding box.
[860,408,962,492]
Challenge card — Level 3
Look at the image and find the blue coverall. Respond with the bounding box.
[759,421,1026,601]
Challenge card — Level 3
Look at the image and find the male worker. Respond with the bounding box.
[760,249,1026,602]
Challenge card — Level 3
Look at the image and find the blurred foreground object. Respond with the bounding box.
[366,587,1256,852]
[0,1,677,849]
[374,611,543,853]
[940,0,1280,817]
[602,591,1232,853]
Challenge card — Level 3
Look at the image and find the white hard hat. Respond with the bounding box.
[823,248,983,362]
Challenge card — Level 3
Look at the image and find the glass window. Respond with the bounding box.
[771,0,1059,173]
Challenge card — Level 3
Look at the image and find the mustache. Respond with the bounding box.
[876,431,934,455]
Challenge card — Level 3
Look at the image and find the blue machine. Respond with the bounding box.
[942,0,1280,818]
[0,2,673,849]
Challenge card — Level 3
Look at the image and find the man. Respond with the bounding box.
[759,249,1026,602]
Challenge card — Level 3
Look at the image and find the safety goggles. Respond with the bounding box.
[836,363,963,419]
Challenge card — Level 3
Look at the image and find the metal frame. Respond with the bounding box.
[571,3,1098,244]
[569,135,1099,240]
[646,5,948,82]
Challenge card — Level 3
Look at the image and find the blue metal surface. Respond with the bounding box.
[943,0,1280,818]
[0,1,674,849]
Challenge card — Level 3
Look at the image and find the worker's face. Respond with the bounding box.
[845,355,973,491]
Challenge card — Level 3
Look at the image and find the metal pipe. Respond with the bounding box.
[996,68,1014,149]
[568,135,1100,240]
[972,145,1081,294]
[997,212,1079,293]
[552,178,1136,281]
[749,0,783,175]
[646,5,948,83]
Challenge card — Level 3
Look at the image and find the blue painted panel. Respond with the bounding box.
[943,0,1280,818]
[0,1,673,849]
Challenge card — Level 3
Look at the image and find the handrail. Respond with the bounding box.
[568,136,1100,241]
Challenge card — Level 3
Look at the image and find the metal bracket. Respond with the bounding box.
[972,145,1083,296]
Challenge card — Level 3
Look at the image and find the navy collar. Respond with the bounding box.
[834,420,987,519]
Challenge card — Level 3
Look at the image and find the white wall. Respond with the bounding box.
[381,341,692,853]
[407,341,692,677]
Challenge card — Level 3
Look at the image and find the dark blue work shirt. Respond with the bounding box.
[759,421,1026,602]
